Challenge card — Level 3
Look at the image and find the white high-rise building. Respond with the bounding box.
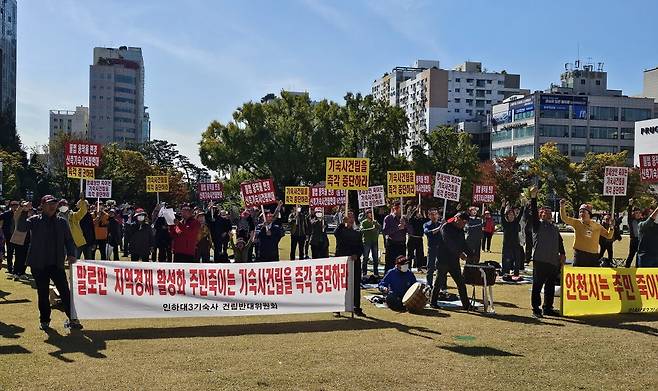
[372,60,528,156]
[89,46,148,145]
[49,106,89,141]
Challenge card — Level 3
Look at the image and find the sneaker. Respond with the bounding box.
[12,274,20,281]
[353,308,366,317]
[532,310,543,319]
[502,274,513,282]
[19,274,29,281]
[64,319,84,330]
[39,322,51,331]
[429,302,440,309]
[543,308,560,317]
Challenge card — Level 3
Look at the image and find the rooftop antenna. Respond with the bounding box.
[597,62,604,71]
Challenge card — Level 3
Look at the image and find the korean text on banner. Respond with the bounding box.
[603,166,629,196]
[357,185,386,209]
[639,154,658,183]
[71,257,355,319]
[309,186,346,208]
[66,167,95,180]
[387,170,416,198]
[65,141,102,168]
[86,179,112,199]
[325,157,369,190]
[415,174,432,195]
[240,179,277,208]
[472,183,495,204]
[146,176,169,193]
[562,266,658,316]
[434,172,462,202]
[198,182,224,201]
[285,186,310,205]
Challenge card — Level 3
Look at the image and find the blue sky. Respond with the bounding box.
[18,0,658,166]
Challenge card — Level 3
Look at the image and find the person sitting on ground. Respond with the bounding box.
[378,255,417,311]
[559,199,614,267]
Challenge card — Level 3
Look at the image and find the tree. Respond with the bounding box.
[490,156,532,206]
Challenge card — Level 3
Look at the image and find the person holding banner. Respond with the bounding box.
[196,211,213,263]
[429,212,471,311]
[529,187,565,318]
[169,204,201,263]
[206,202,232,260]
[153,204,173,263]
[360,209,381,276]
[26,195,82,331]
[625,199,643,268]
[383,202,406,273]
[559,199,613,267]
[308,209,329,259]
[128,209,153,262]
[335,212,365,316]
[288,206,309,260]
[637,205,658,267]
[256,210,285,262]
[378,256,417,311]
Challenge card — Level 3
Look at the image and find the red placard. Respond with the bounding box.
[65,141,102,168]
[415,174,432,195]
[198,182,224,201]
[639,154,658,183]
[240,179,277,207]
[472,183,495,204]
[309,186,346,208]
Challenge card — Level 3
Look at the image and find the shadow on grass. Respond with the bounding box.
[0,345,31,354]
[438,344,524,357]
[484,313,565,327]
[43,329,108,363]
[0,321,25,339]
[0,288,31,305]
[85,316,442,344]
[560,313,658,337]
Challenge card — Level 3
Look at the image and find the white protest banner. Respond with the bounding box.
[357,185,386,209]
[603,166,629,196]
[434,172,462,202]
[71,257,354,319]
[85,179,112,199]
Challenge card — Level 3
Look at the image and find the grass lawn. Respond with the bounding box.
[1,234,657,390]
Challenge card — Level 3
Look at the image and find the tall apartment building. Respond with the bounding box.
[89,46,148,145]
[490,63,654,164]
[0,0,16,117]
[643,67,658,102]
[372,60,528,156]
[49,106,89,141]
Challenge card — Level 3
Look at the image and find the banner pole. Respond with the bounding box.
[261,204,268,233]
[443,198,448,221]
[611,195,616,217]
[418,193,421,207]
[80,178,83,194]
[97,197,100,212]
[156,192,160,205]
[210,200,214,220]
[345,190,349,215]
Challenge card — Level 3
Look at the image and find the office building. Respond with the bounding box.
[490,62,654,164]
[0,0,16,117]
[49,106,89,141]
[643,67,658,102]
[89,46,148,144]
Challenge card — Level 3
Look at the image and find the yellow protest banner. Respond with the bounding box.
[146,176,169,193]
[325,157,369,190]
[562,266,658,316]
[285,186,310,205]
[66,167,95,180]
[387,170,416,198]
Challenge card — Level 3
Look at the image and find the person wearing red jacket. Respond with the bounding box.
[481,210,495,253]
[169,204,201,263]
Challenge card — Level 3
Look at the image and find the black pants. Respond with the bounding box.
[197,248,211,263]
[123,233,130,256]
[77,244,94,260]
[481,233,493,252]
[290,235,306,260]
[573,249,600,267]
[131,254,150,262]
[5,241,14,272]
[407,237,425,269]
[32,265,72,323]
[155,245,172,262]
[431,260,470,309]
[109,243,120,261]
[311,243,329,259]
[598,240,613,261]
[525,231,533,262]
[304,235,311,259]
[531,261,559,311]
[13,244,28,276]
[384,240,406,273]
[351,255,362,310]
[94,240,107,260]
[174,253,196,263]
[625,237,639,268]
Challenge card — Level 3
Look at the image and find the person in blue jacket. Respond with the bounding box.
[378,255,417,311]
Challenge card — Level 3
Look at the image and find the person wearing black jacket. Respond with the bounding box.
[528,187,565,318]
[206,203,232,260]
[106,209,121,261]
[26,195,82,331]
[500,200,525,280]
[128,209,153,262]
[78,209,96,260]
[625,199,643,267]
[288,206,309,260]
[407,206,428,270]
[429,212,472,311]
[0,200,18,273]
[334,213,365,316]
[152,205,172,262]
[308,209,329,258]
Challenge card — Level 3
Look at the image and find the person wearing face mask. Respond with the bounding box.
[256,207,285,262]
[10,201,34,280]
[128,209,153,262]
[106,209,121,261]
[465,206,483,264]
[529,187,565,318]
[637,205,658,268]
[288,206,309,260]
[169,204,201,263]
[195,211,212,263]
[308,208,329,259]
[560,199,613,267]
[378,255,417,311]
[382,202,406,273]
[92,205,110,260]
[334,212,365,316]
[57,195,89,260]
